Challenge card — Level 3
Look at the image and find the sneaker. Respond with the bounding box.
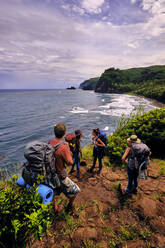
[132,189,137,194]
[97,170,101,175]
[69,169,75,174]
[76,174,80,179]
[139,171,146,179]
[124,188,132,194]
[132,187,138,194]
[65,205,79,218]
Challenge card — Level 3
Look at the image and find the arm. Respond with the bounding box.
[96,138,105,147]
[63,144,73,165]
[122,147,131,164]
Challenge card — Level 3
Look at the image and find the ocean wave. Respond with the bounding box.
[99,104,111,109]
[103,126,109,131]
[97,94,152,116]
[70,107,89,114]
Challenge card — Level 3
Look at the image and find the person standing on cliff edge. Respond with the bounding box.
[49,123,80,218]
[122,135,151,194]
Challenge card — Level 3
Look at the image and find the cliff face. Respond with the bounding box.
[79,77,99,90]
[95,65,165,95]
[79,65,165,103]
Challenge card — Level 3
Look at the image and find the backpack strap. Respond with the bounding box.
[44,141,64,176]
[53,141,64,151]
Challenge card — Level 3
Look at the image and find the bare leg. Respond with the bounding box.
[66,196,79,218]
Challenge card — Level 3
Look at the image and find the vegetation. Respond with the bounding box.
[79,77,99,90]
[133,79,165,103]
[79,65,165,103]
[95,65,165,96]
[1,104,165,247]
[0,175,54,248]
[107,107,165,165]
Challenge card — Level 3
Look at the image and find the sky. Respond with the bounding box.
[0,0,165,89]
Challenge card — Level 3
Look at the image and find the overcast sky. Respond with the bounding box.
[0,0,165,89]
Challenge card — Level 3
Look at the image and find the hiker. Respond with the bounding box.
[49,123,80,217]
[87,128,106,174]
[65,132,76,155]
[69,130,83,178]
[122,135,151,194]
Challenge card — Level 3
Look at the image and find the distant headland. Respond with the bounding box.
[79,65,165,104]
[66,86,76,90]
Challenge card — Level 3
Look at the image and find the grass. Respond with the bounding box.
[107,221,152,247]
[153,159,165,177]
[82,145,93,160]
[100,212,109,220]
[112,181,121,191]
[60,212,82,235]
[77,203,87,213]
[103,225,111,235]
[82,240,100,248]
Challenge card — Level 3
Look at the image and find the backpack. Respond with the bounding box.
[22,141,62,188]
[65,133,76,154]
[131,142,150,170]
[95,130,108,157]
[98,130,108,146]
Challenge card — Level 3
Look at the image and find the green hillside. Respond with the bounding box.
[79,77,99,90]
[94,65,165,103]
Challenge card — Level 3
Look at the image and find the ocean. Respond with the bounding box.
[0,89,156,174]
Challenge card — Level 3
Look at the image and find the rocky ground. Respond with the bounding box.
[29,158,165,248]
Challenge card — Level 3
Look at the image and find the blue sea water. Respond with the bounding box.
[0,89,155,174]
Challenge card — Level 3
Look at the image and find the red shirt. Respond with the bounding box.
[49,138,73,176]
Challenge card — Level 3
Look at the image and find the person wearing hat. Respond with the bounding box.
[122,135,141,194]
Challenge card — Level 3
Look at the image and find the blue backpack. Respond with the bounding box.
[98,130,108,147]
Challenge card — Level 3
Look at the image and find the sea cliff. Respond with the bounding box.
[80,65,165,104]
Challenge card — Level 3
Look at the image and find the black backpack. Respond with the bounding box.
[22,141,62,187]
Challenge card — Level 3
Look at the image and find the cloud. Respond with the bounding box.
[0,0,165,88]
[127,42,138,49]
[140,0,165,37]
[81,0,105,14]
[141,0,165,13]
[130,0,137,4]
[72,5,85,15]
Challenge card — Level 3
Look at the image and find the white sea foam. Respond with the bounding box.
[103,126,109,131]
[95,94,153,116]
[70,106,89,114]
[99,104,111,109]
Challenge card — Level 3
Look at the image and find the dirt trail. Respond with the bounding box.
[30,159,165,248]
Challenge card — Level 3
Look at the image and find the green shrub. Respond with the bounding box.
[82,145,93,160]
[108,108,165,165]
[0,175,54,248]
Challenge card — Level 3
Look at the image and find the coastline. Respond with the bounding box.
[144,97,165,108]
[128,93,165,108]
[93,90,165,108]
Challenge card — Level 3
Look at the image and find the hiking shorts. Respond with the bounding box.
[55,176,80,199]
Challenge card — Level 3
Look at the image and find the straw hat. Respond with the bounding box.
[127,135,141,143]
